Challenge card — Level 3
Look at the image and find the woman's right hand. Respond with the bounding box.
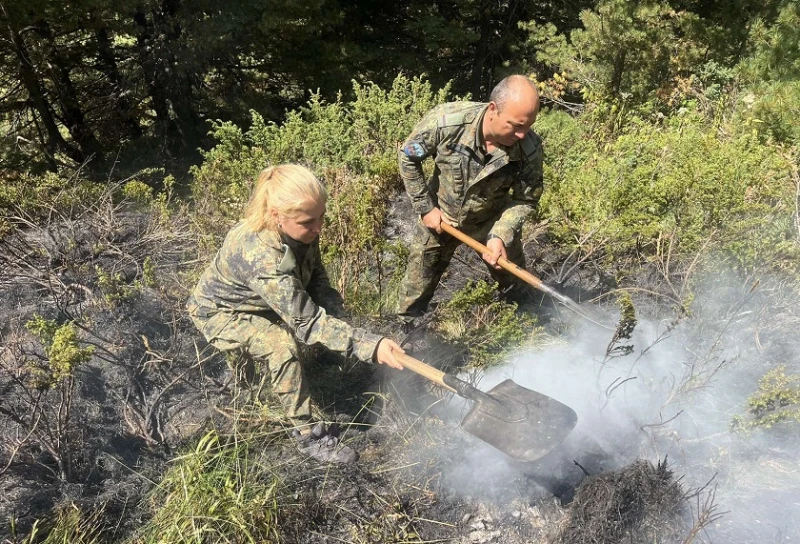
[375,338,405,370]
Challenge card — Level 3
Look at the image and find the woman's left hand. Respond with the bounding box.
[375,338,405,370]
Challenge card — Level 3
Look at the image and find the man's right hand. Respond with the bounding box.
[421,207,452,234]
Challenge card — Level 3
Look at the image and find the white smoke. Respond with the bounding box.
[437,274,800,542]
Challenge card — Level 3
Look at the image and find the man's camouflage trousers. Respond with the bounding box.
[187,300,311,422]
[396,218,526,321]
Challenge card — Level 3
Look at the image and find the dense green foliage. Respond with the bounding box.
[518,0,796,111]
[191,75,449,230]
[737,81,800,146]
[521,0,703,103]
[539,108,798,274]
[738,2,800,84]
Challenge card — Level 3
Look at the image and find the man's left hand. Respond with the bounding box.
[482,237,507,269]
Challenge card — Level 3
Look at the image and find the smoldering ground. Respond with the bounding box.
[408,272,800,543]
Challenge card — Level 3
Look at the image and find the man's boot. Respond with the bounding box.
[395,315,416,336]
[292,422,358,464]
[500,283,534,307]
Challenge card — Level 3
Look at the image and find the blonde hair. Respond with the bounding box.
[243,164,327,233]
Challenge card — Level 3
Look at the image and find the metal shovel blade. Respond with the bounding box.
[459,379,577,462]
[395,353,578,463]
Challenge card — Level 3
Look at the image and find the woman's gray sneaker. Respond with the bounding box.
[293,422,358,464]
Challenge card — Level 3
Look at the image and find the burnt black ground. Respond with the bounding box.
[1,198,589,543]
[8,192,786,543]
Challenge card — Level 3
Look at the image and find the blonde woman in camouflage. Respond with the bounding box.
[187,164,405,464]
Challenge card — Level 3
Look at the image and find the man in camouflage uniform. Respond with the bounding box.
[187,221,391,462]
[396,75,544,323]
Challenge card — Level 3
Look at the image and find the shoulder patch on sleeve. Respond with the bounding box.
[403,140,429,162]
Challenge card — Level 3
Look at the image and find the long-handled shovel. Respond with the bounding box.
[396,352,577,462]
[440,222,610,329]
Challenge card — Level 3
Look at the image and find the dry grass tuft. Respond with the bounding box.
[554,458,685,544]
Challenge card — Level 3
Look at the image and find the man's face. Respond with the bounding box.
[484,99,538,147]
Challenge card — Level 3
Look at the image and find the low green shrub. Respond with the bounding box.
[0,172,103,233]
[8,315,95,480]
[95,265,138,306]
[731,366,800,431]
[190,74,451,240]
[541,110,798,275]
[434,280,541,368]
[25,315,94,389]
[325,238,409,317]
[94,256,161,306]
[121,180,155,204]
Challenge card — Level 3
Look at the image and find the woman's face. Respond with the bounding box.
[276,199,326,244]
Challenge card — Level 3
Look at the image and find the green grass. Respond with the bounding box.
[14,504,105,544]
[131,429,282,544]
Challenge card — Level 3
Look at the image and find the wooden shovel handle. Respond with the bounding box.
[440,222,546,291]
[439,222,615,329]
[395,352,456,393]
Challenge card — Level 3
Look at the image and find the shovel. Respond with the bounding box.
[395,352,577,462]
[440,222,611,329]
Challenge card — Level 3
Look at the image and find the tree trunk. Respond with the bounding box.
[470,1,492,99]
[0,2,81,164]
[92,18,143,139]
[35,19,104,163]
[133,6,181,153]
[159,0,201,156]
[133,1,200,156]
[610,49,628,96]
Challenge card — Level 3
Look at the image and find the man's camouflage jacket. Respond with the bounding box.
[399,101,544,245]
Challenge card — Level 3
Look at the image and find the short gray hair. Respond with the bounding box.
[489,75,536,110]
